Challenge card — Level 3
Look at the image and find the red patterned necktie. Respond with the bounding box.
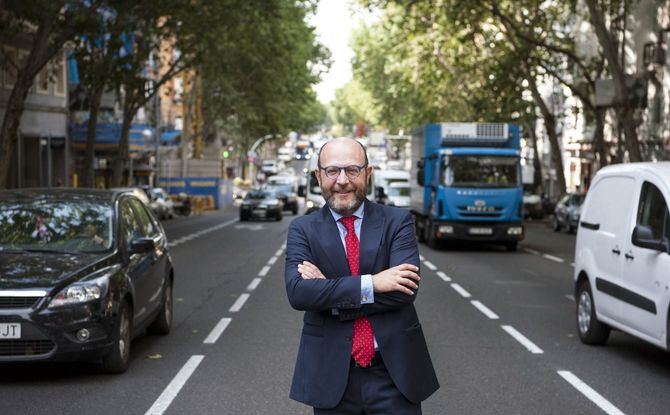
[339,216,375,367]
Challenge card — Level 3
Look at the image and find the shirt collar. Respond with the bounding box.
[329,201,365,223]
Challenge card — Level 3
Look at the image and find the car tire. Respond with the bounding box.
[416,216,426,243]
[276,212,283,221]
[576,281,610,345]
[148,279,173,335]
[553,217,561,232]
[505,241,518,252]
[240,213,247,221]
[426,221,439,250]
[101,300,132,374]
[292,206,298,215]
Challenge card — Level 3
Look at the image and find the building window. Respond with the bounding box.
[36,64,50,94]
[54,53,66,97]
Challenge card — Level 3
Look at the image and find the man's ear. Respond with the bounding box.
[314,169,322,186]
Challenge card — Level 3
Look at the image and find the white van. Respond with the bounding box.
[373,169,410,204]
[303,153,375,215]
[574,162,670,350]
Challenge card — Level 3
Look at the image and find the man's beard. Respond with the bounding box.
[322,184,367,216]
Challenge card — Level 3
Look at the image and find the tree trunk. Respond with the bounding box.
[584,0,642,162]
[529,80,567,198]
[0,78,33,188]
[593,108,607,169]
[113,103,134,187]
[82,86,105,188]
[525,121,544,195]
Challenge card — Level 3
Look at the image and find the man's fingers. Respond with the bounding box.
[395,263,419,272]
[397,277,418,290]
[400,271,420,281]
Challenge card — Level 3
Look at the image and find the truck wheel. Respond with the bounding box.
[553,217,561,232]
[576,281,610,345]
[415,216,426,243]
[426,222,439,250]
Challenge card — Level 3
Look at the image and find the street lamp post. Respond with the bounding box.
[248,133,278,185]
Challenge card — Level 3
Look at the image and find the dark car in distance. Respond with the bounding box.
[553,192,586,233]
[0,189,174,373]
[266,184,299,215]
[239,189,284,221]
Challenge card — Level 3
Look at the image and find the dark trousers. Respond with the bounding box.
[314,359,421,415]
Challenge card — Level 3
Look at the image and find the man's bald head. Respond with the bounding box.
[317,137,369,168]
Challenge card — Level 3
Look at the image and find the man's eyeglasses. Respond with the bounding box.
[319,164,368,180]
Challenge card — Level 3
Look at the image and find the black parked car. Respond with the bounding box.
[239,189,283,221]
[0,189,173,373]
[553,193,586,233]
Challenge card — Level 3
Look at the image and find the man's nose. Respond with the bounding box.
[335,169,350,185]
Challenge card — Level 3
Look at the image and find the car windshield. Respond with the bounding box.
[0,198,114,254]
[442,155,519,188]
[573,194,586,205]
[388,186,410,197]
[268,184,292,194]
[246,191,270,200]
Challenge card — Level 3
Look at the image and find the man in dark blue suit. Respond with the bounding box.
[285,137,439,414]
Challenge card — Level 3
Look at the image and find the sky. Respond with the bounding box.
[309,0,357,104]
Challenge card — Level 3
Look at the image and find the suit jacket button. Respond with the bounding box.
[345,336,351,341]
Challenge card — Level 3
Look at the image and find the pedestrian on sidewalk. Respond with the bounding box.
[284,137,439,414]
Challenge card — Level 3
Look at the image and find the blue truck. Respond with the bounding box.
[410,123,524,251]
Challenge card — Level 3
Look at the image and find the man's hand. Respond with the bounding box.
[372,264,420,295]
[298,261,325,279]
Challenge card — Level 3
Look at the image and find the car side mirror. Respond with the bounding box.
[297,185,306,197]
[129,237,155,254]
[632,225,669,253]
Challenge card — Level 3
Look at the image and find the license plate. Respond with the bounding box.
[469,227,493,235]
[0,323,21,339]
[253,209,266,217]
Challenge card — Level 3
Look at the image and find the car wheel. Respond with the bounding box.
[292,206,298,215]
[101,300,132,373]
[240,213,247,221]
[426,221,439,249]
[576,281,610,345]
[276,212,283,221]
[148,279,173,335]
[416,217,426,243]
[505,241,518,252]
[553,217,561,232]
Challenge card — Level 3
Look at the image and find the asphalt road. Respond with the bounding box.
[2,207,670,415]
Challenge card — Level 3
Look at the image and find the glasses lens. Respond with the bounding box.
[345,166,361,179]
[325,167,340,179]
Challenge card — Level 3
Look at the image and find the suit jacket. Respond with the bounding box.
[285,199,439,409]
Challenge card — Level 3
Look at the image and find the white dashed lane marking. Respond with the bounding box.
[203,318,232,344]
[543,254,565,263]
[247,278,262,291]
[422,261,437,271]
[229,293,250,313]
[258,266,271,277]
[558,371,625,415]
[167,218,238,248]
[436,271,451,282]
[450,283,471,298]
[145,355,205,415]
[267,256,278,265]
[501,325,544,354]
[471,300,499,319]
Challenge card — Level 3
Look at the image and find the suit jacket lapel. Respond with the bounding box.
[360,200,384,275]
[313,206,351,278]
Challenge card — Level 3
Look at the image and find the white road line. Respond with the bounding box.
[267,256,278,265]
[419,255,425,261]
[229,293,250,313]
[203,317,232,344]
[557,371,625,415]
[436,271,451,282]
[258,266,271,277]
[275,249,284,257]
[167,218,238,249]
[247,277,262,291]
[471,300,499,319]
[422,261,437,271]
[501,325,544,354]
[145,355,205,415]
[524,248,540,255]
[543,254,565,263]
[565,294,575,302]
[450,283,471,298]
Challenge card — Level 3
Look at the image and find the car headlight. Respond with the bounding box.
[306,200,315,208]
[48,274,110,308]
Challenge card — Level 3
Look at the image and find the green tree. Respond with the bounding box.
[0,0,104,188]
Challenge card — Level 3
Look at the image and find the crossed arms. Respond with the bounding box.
[284,212,421,319]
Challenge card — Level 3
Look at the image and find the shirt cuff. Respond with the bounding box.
[360,274,374,304]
